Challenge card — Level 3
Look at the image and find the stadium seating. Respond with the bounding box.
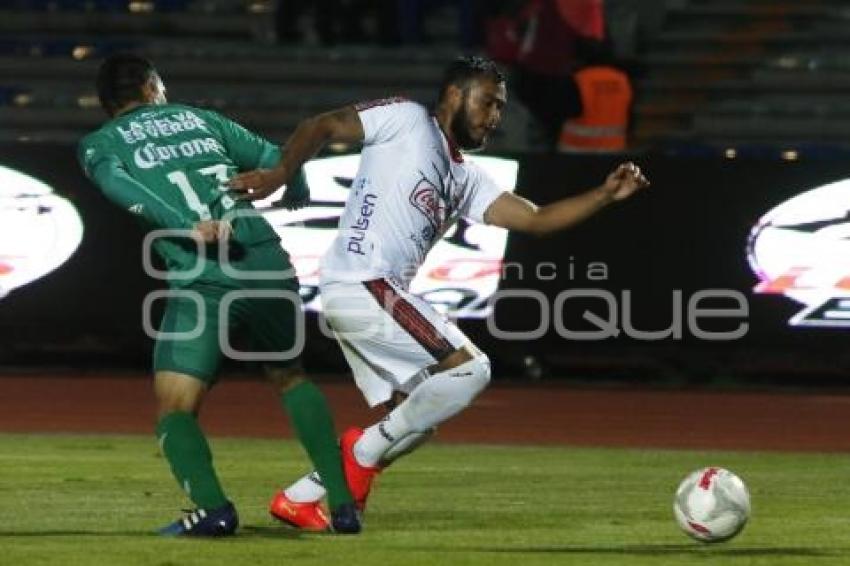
[8,0,848,152]
[633,0,850,152]
[0,1,532,150]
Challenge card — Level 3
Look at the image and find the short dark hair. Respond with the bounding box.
[96,53,157,116]
[438,56,505,102]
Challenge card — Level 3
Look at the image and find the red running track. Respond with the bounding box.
[1,372,849,452]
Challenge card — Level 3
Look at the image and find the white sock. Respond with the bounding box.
[353,410,413,467]
[380,429,435,465]
[284,471,326,503]
[283,429,435,503]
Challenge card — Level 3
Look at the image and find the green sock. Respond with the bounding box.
[155,411,228,510]
[282,381,353,510]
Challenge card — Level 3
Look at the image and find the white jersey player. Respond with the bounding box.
[230,56,649,531]
[320,96,504,290]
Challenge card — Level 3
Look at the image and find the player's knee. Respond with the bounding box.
[434,344,478,373]
[400,356,491,431]
[441,354,491,406]
[264,365,305,393]
[156,391,202,417]
[462,354,491,395]
[154,371,205,417]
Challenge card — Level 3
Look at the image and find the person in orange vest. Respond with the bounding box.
[558,64,633,152]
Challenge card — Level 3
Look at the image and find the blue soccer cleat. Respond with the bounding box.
[158,501,239,537]
[330,502,362,534]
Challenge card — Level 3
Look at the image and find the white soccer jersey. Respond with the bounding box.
[320,98,506,289]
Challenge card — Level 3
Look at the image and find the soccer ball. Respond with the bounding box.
[673,467,750,543]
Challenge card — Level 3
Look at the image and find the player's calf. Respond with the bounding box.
[380,428,436,466]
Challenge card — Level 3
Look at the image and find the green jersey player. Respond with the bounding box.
[78,54,359,536]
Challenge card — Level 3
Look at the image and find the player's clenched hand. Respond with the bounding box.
[275,189,310,211]
[600,162,650,202]
[227,168,286,201]
[273,168,310,210]
[192,220,232,243]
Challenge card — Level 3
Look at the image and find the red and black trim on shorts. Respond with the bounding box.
[363,279,455,362]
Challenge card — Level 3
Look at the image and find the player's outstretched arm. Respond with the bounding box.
[484,162,649,236]
[228,106,364,201]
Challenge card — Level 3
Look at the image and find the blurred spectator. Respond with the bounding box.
[277,0,399,46]
[557,65,632,152]
[511,0,607,148]
[398,0,487,47]
[483,0,526,64]
[605,0,668,63]
[557,0,605,40]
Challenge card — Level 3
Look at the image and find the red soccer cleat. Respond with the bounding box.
[340,427,382,511]
[269,491,330,532]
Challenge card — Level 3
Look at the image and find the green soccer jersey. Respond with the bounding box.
[78,103,304,286]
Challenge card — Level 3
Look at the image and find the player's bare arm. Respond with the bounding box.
[228,106,364,200]
[484,162,650,235]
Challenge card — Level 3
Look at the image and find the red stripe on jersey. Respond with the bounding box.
[353,97,409,112]
[444,133,464,163]
[432,117,464,163]
[363,279,455,361]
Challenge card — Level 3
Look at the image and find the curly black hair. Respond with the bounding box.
[438,56,506,102]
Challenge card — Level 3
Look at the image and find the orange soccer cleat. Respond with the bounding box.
[269,491,330,532]
[340,427,382,511]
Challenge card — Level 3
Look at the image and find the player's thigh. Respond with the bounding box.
[153,288,224,386]
[217,243,304,380]
[322,280,471,402]
[227,287,306,391]
[245,289,303,364]
[359,278,471,366]
[236,276,304,370]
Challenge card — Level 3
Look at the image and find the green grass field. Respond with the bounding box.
[1,434,849,565]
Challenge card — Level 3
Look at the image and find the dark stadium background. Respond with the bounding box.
[1,0,849,386]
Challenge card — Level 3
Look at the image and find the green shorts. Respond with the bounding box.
[153,241,302,384]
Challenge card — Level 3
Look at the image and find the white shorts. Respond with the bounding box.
[320,278,470,407]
